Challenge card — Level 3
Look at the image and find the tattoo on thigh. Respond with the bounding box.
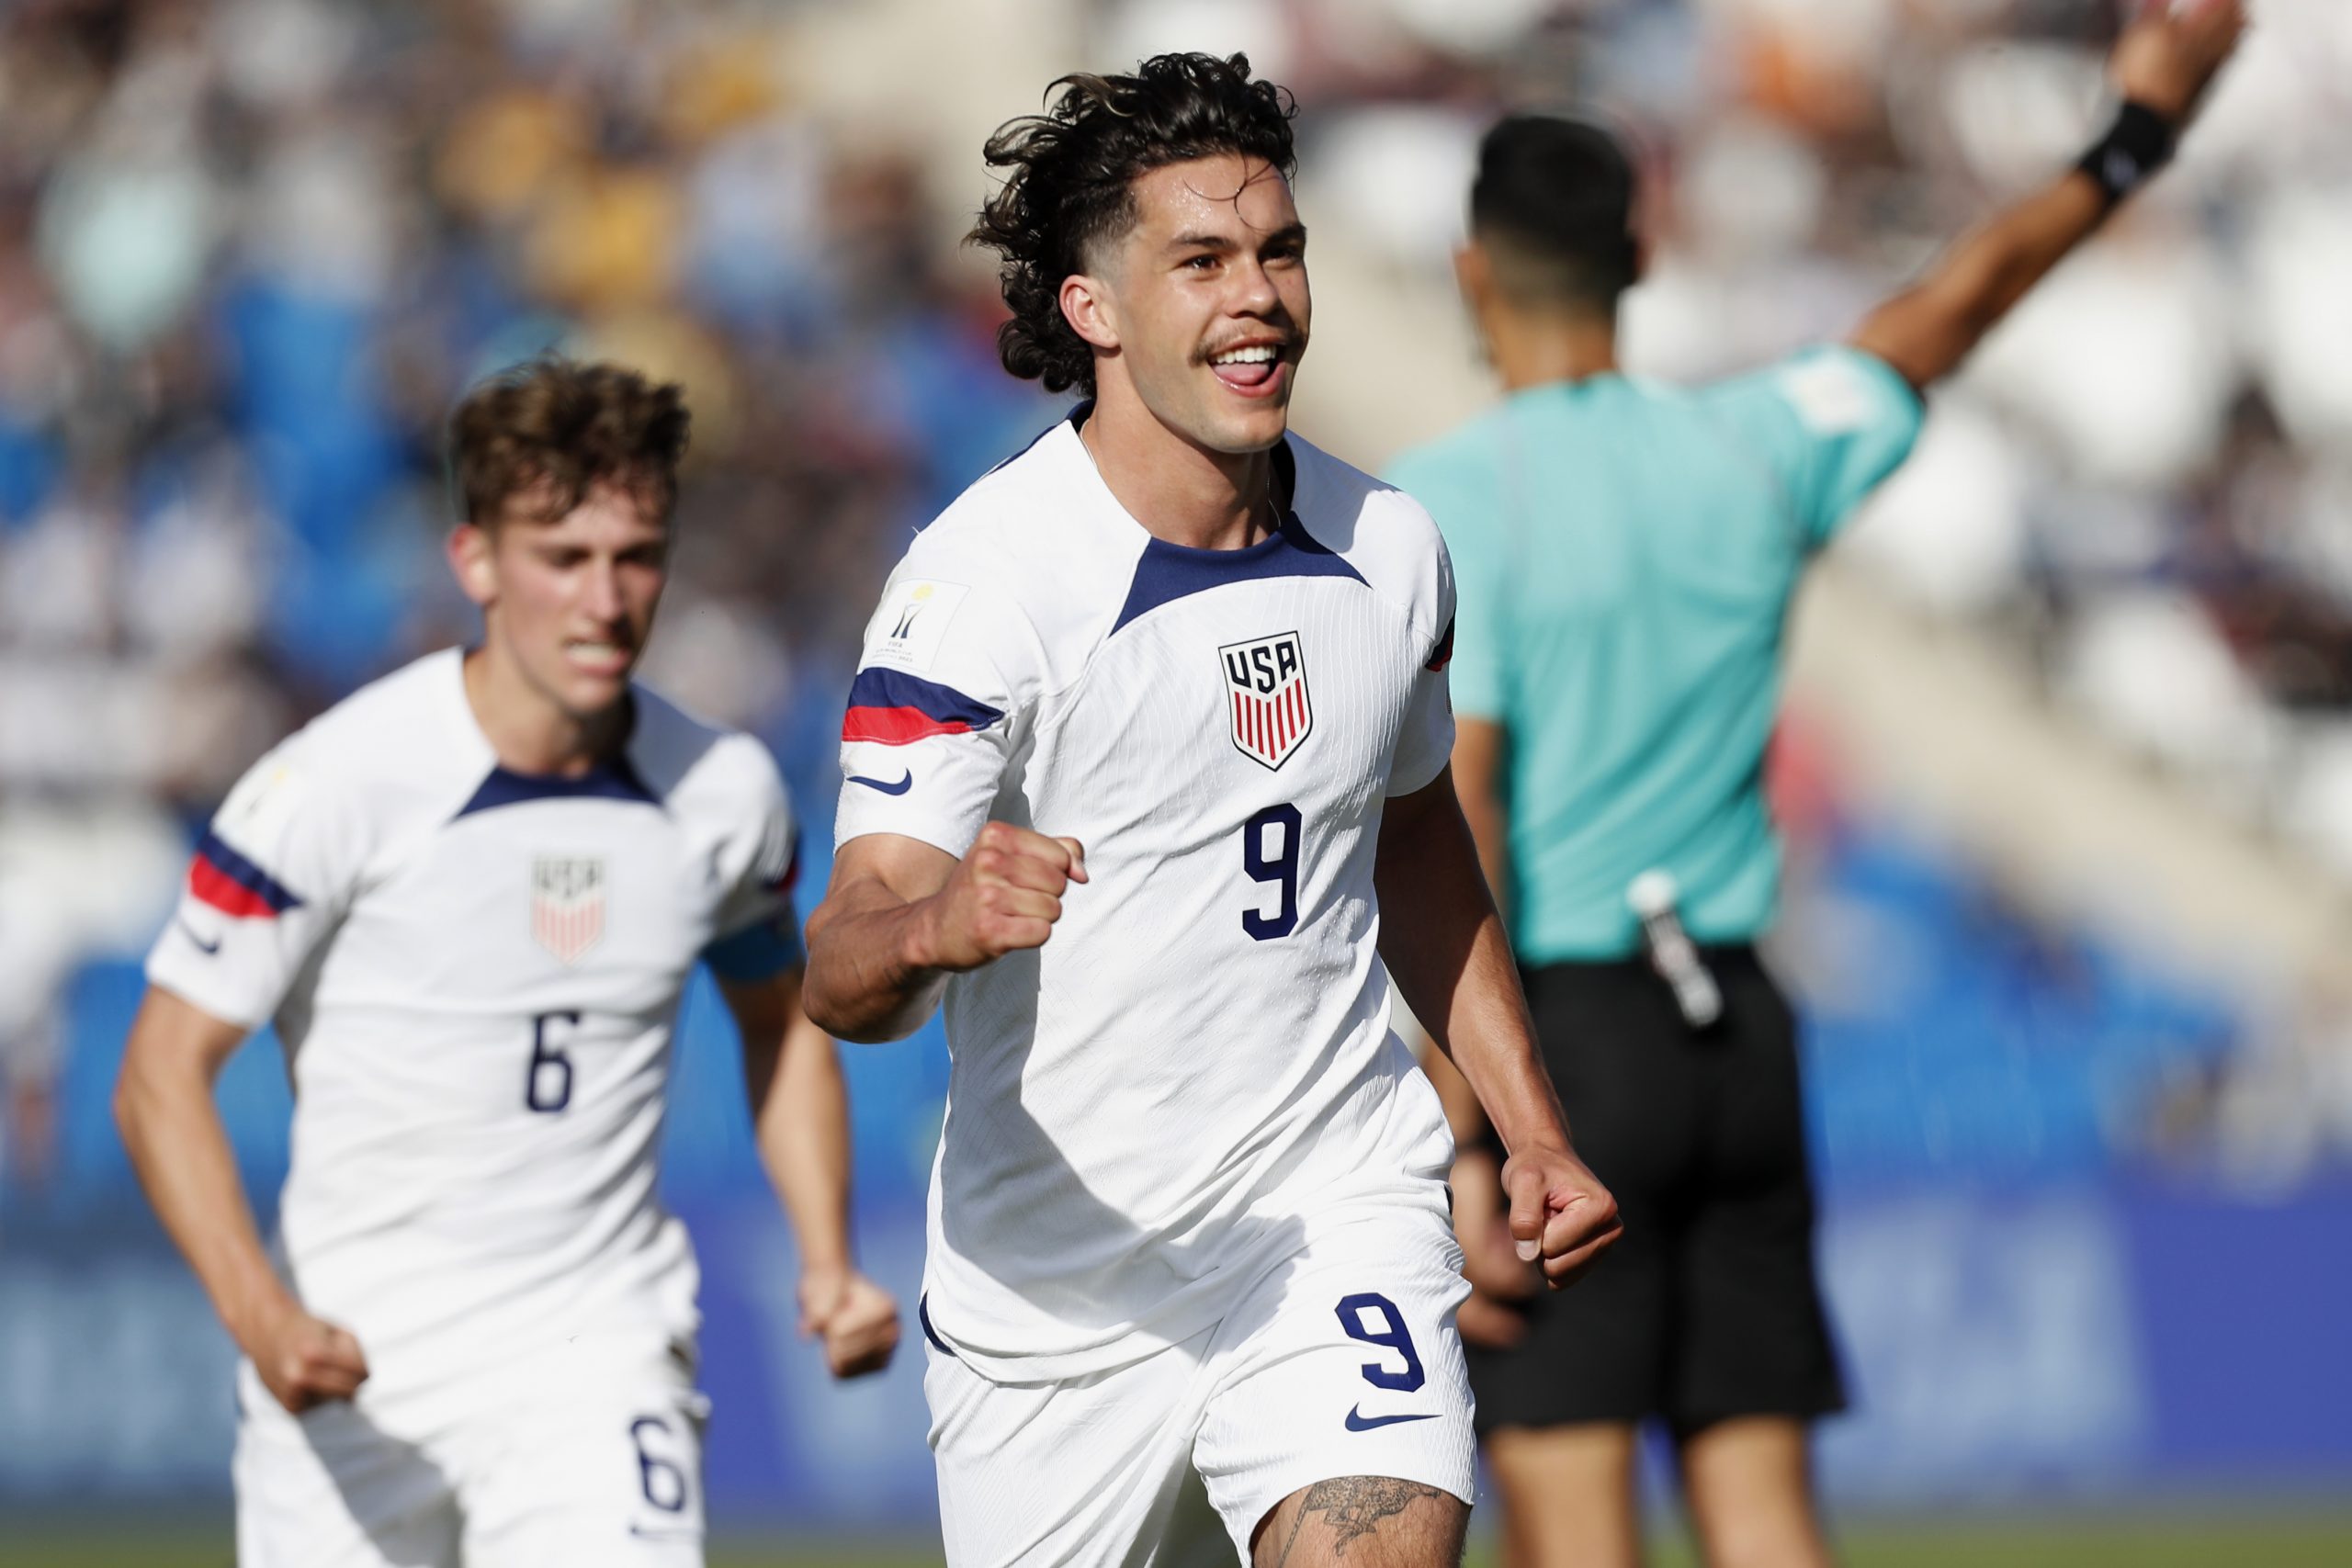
[1272,1477,1452,1564]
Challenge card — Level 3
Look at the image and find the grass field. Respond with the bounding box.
[10,1514,2352,1568]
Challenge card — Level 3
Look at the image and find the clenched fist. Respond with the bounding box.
[917,822,1088,971]
[242,1298,370,1414]
[1501,1142,1623,1289]
[798,1263,901,1380]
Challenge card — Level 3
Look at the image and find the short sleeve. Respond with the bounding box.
[145,742,368,1030]
[1704,346,1926,551]
[1386,448,1509,723]
[835,562,1036,858]
[1385,529,1458,798]
[702,745,806,984]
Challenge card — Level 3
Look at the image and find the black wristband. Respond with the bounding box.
[2076,100,2177,207]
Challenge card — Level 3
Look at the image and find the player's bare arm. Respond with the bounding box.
[720,966,899,1379]
[1374,767,1621,1287]
[113,986,368,1414]
[802,824,1088,1043]
[1408,716,1537,1339]
[1849,0,2245,389]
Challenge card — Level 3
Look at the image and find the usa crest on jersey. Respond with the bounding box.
[1220,631,1313,771]
[532,855,605,964]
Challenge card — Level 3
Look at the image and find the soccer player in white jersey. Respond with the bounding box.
[113,359,899,1568]
[802,54,1619,1568]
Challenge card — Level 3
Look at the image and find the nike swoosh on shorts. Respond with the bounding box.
[1344,1406,1441,1432]
[178,918,223,955]
[849,771,914,795]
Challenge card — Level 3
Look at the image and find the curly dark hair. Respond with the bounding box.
[448,355,691,528]
[968,52,1297,397]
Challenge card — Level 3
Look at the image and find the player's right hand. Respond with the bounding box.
[244,1301,370,1414]
[918,822,1088,971]
[2112,0,2246,127]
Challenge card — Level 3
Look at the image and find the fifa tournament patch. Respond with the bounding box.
[532,854,606,964]
[864,579,969,672]
[1220,630,1313,771]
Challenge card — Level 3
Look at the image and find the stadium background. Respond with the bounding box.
[3,0,2349,1562]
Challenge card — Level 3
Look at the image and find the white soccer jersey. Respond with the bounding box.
[146,649,804,1400]
[838,413,1459,1382]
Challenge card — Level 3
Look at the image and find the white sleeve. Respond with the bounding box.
[145,741,368,1030]
[703,744,806,983]
[835,565,1039,858]
[1386,532,1459,798]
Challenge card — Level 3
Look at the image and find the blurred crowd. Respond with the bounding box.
[5,0,2351,1186]
[1145,0,2352,857]
[0,0,1059,1179]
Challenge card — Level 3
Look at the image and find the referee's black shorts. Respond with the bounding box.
[1466,947,1846,1437]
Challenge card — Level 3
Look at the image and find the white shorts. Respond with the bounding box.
[924,1206,1476,1567]
[233,1331,709,1568]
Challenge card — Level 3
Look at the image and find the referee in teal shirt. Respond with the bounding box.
[1387,7,2244,1566]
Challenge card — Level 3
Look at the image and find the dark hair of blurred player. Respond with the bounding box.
[1466,116,1640,317]
[1405,6,2248,1568]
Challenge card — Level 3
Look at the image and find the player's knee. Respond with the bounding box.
[1690,1494,1833,1568]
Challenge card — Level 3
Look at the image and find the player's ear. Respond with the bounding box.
[1059,272,1119,355]
[448,522,498,608]
[1453,242,1492,312]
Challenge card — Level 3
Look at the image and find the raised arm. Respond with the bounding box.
[114,987,368,1414]
[1849,0,2245,389]
[1375,767,1621,1287]
[719,967,899,1378]
[801,824,1088,1043]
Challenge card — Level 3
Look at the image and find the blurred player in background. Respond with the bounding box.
[802,51,1617,1568]
[1385,5,2247,1565]
[113,358,899,1568]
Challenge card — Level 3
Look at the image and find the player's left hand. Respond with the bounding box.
[798,1264,901,1379]
[2112,0,2247,127]
[1500,1142,1622,1289]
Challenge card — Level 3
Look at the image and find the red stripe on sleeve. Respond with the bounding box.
[188,854,284,919]
[842,706,978,746]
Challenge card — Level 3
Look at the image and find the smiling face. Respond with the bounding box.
[1065,152,1310,456]
[449,477,671,725]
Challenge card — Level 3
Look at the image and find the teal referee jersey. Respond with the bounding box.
[1385,345,1923,962]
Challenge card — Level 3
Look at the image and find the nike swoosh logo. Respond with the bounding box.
[1345,1406,1441,1432]
[848,771,913,796]
[177,918,223,955]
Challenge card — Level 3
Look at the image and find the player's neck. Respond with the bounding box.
[1487,307,1620,393]
[462,644,630,778]
[1079,389,1279,553]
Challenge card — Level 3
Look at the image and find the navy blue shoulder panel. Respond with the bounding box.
[1109,509,1365,636]
[453,754,662,820]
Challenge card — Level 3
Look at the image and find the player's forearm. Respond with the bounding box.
[802,888,952,1043]
[1849,172,2108,390]
[754,1010,858,1273]
[1374,781,1572,1157]
[1451,719,1514,922]
[114,1044,296,1349]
